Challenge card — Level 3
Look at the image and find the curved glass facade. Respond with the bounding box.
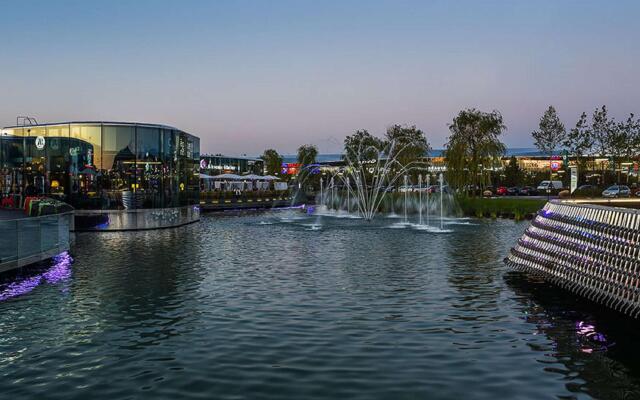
[0,122,200,210]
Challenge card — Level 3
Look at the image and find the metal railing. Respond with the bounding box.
[0,211,74,273]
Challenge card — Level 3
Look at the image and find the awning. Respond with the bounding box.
[262,175,281,180]
[210,173,243,180]
[241,174,264,180]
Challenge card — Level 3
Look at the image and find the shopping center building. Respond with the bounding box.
[0,121,200,230]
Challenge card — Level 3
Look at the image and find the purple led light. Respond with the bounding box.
[0,252,73,302]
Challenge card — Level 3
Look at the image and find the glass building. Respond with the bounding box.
[1,122,200,229]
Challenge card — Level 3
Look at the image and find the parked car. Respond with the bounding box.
[537,180,564,192]
[519,186,538,196]
[577,184,596,191]
[602,185,631,198]
[496,186,508,196]
[574,184,599,197]
[426,185,451,194]
[506,187,520,196]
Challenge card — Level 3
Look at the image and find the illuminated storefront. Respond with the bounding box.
[199,155,264,176]
[0,122,200,220]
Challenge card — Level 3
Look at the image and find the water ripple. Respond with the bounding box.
[0,212,639,399]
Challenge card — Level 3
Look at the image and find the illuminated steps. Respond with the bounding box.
[505,200,640,317]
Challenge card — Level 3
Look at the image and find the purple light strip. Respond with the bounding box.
[0,252,73,302]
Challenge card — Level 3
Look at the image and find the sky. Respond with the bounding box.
[1,0,639,155]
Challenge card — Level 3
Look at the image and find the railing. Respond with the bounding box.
[0,212,74,273]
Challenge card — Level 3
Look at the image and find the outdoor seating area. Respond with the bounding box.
[2,195,74,217]
[200,173,287,192]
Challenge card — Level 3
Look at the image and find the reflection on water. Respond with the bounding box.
[0,210,639,399]
[0,252,73,301]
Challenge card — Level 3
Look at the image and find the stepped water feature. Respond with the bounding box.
[505,200,640,317]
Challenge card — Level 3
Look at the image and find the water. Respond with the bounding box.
[1,211,640,399]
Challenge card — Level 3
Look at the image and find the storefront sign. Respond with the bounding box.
[35,136,46,150]
[281,162,301,175]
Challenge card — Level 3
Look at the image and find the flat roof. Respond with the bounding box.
[3,121,183,131]
[201,154,263,161]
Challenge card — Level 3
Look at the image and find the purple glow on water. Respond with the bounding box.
[0,252,73,302]
[42,252,73,284]
[576,321,610,353]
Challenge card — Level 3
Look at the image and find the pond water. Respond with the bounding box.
[1,210,640,399]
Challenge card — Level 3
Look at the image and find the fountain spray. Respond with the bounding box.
[439,173,444,230]
[426,174,430,226]
[403,175,408,224]
[331,178,336,210]
[346,177,350,214]
[418,174,423,225]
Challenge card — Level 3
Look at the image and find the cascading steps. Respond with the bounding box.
[505,200,640,317]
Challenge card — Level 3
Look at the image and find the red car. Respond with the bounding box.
[496,186,508,196]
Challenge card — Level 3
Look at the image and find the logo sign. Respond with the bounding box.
[570,166,578,194]
[550,160,561,172]
[35,136,46,150]
[281,162,302,175]
[200,159,207,169]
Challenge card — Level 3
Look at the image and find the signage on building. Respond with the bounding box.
[35,136,46,150]
[570,166,578,193]
[550,159,561,172]
[562,150,569,168]
[281,162,301,175]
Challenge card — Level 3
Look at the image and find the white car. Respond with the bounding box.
[602,185,631,198]
[537,180,564,191]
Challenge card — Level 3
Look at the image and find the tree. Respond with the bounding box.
[260,148,283,176]
[615,114,639,183]
[504,156,523,187]
[384,124,430,177]
[296,144,319,194]
[532,106,566,156]
[564,112,593,158]
[444,109,507,196]
[532,106,566,195]
[563,112,593,181]
[343,129,385,166]
[297,144,318,166]
[591,105,613,157]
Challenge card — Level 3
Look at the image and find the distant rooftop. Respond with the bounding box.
[280,148,547,163]
[201,154,263,161]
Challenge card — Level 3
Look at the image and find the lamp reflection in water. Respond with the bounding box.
[0,252,73,302]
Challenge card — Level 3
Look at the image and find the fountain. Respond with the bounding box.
[426,174,430,226]
[313,138,457,222]
[418,174,423,225]
[403,175,409,224]
[439,173,444,230]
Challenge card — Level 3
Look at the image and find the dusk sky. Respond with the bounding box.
[2,0,639,155]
